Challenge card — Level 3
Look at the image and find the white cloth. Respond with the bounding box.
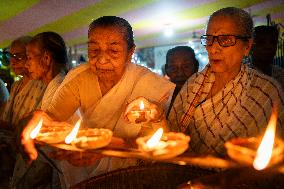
[47,62,175,188]
[0,79,46,127]
[169,64,284,155]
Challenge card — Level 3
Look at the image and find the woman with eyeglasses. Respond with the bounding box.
[167,7,284,156]
[0,36,47,128]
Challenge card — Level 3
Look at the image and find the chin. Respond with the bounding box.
[209,63,226,73]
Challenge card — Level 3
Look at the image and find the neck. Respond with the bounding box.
[209,66,240,97]
[98,78,116,96]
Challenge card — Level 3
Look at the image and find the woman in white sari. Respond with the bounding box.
[11,32,69,189]
[168,7,284,156]
[20,16,175,188]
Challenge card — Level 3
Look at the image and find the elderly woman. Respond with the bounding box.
[168,7,284,156]
[0,36,46,128]
[11,32,69,189]
[21,16,174,188]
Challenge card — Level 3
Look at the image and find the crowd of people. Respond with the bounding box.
[0,6,283,189]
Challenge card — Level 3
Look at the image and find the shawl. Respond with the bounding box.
[169,64,284,156]
[0,79,46,127]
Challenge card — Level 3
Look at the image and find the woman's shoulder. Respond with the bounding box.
[249,68,284,99]
[64,63,95,83]
[250,68,282,90]
[134,64,174,86]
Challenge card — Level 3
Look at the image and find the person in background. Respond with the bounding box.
[251,25,284,90]
[20,16,174,188]
[165,46,199,113]
[0,36,46,129]
[168,7,284,156]
[11,32,69,189]
[0,78,9,108]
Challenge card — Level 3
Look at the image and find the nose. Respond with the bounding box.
[97,51,109,65]
[206,38,221,54]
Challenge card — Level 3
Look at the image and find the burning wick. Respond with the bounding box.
[65,119,81,144]
[146,128,164,149]
[253,109,277,170]
[139,101,144,110]
[30,118,43,139]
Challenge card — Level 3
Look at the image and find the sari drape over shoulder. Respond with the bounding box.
[46,62,175,188]
[169,64,284,156]
[0,79,46,127]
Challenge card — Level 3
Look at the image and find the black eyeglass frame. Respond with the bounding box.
[200,35,251,47]
[6,52,27,61]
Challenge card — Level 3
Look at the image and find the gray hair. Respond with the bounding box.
[207,7,253,37]
[88,16,135,50]
[11,36,32,47]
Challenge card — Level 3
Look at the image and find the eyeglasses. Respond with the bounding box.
[7,52,27,61]
[200,35,251,47]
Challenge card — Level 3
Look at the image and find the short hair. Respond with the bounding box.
[253,25,279,42]
[88,16,135,50]
[30,32,67,68]
[166,46,199,72]
[11,36,32,48]
[208,7,253,37]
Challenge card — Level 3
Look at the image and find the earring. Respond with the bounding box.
[242,55,250,64]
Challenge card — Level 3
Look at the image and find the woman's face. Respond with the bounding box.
[10,43,28,76]
[206,16,252,74]
[88,26,134,83]
[26,42,48,80]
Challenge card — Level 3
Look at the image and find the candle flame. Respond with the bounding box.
[30,118,43,139]
[146,128,163,148]
[253,109,277,170]
[65,119,81,144]
[139,101,144,110]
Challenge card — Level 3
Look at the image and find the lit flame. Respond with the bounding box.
[146,128,163,148]
[253,110,277,170]
[139,101,144,110]
[30,118,43,139]
[65,119,81,144]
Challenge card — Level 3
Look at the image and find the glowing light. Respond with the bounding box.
[139,101,145,110]
[146,128,163,149]
[164,28,173,37]
[253,110,277,170]
[65,119,81,144]
[30,119,43,139]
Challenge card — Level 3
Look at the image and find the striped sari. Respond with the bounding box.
[168,64,284,156]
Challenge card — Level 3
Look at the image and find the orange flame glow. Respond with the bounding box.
[253,110,277,170]
[139,101,144,110]
[146,128,163,148]
[30,118,43,139]
[65,119,81,144]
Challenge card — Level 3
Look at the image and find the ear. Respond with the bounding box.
[128,45,136,60]
[43,51,52,66]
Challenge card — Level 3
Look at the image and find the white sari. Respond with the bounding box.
[47,62,175,188]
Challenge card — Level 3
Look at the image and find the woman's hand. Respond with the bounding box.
[124,97,164,124]
[20,110,62,163]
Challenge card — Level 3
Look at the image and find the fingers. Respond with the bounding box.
[20,110,53,162]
